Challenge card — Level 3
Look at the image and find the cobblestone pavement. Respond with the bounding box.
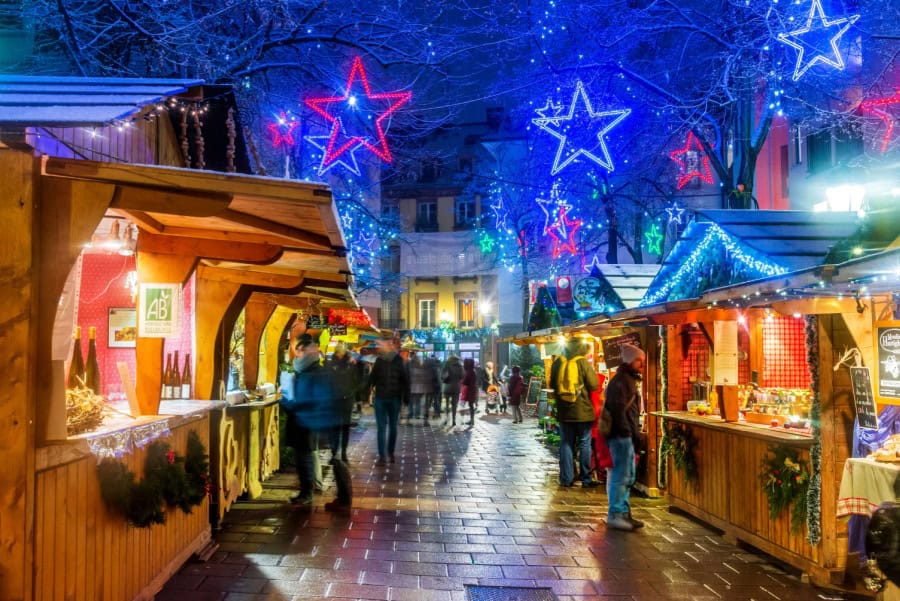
[158,411,858,601]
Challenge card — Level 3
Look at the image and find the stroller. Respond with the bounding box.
[485,385,500,414]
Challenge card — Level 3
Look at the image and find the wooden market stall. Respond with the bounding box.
[0,77,355,601]
[602,210,900,590]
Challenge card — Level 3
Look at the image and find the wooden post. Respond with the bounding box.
[242,296,277,389]
[262,307,296,386]
[134,247,197,415]
[195,266,247,400]
[644,326,661,492]
[666,326,683,410]
[0,150,38,601]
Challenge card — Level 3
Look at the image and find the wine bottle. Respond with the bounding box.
[84,326,101,395]
[67,326,85,389]
[172,350,182,399]
[181,353,192,400]
[164,353,174,399]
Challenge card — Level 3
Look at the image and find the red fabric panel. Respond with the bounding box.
[761,316,811,389]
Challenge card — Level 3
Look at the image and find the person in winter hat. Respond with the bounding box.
[550,338,600,488]
[604,342,645,531]
[440,355,464,426]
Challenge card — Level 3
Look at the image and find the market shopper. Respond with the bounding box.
[604,343,645,531]
[550,338,601,489]
[440,354,464,426]
[425,354,442,425]
[368,336,408,465]
[328,343,357,463]
[507,366,526,423]
[287,334,352,511]
[406,352,432,424]
[461,357,479,426]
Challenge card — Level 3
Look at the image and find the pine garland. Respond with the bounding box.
[659,421,698,483]
[804,315,822,545]
[658,326,669,488]
[97,430,209,528]
[759,445,810,533]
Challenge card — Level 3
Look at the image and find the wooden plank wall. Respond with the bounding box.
[33,415,211,601]
[42,115,183,167]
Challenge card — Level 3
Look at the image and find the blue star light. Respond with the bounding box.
[777,0,860,82]
[665,203,687,226]
[305,134,363,176]
[490,192,511,233]
[532,80,630,175]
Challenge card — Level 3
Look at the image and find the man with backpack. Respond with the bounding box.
[602,343,645,531]
[550,338,600,489]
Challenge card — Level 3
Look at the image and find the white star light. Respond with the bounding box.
[490,192,510,233]
[665,203,686,225]
[777,0,860,82]
[532,80,630,175]
[534,98,564,122]
[535,183,572,234]
[305,132,363,176]
[583,254,603,273]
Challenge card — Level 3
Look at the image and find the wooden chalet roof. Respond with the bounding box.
[594,264,660,309]
[42,157,355,306]
[0,75,203,127]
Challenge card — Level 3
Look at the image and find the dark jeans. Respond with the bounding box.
[559,421,593,485]
[331,423,350,458]
[512,404,523,422]
[443,392,459,422]
[374,397,401,458]
[331,457,352,504]
[286,412,315,497]
[426,392,441,418]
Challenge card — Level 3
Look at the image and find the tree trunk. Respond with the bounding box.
[605,200,618,263]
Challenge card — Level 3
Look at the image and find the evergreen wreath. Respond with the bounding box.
[759,444,810,533]
[804,315,822,545]
[659,421,698,483]
[97,430,210,528]
[658,327,669,488]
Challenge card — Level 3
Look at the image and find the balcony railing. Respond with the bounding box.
[415,220,439,233]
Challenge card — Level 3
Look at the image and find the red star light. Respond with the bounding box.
[305,56,412,167]
[266,110,300,148]
[546,207,582,259]
[670,131,714,189]
[860,89,900,152]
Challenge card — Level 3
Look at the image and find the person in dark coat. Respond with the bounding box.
[440,355,464,426]
[507,366,526,423]
[549,338,601,489]
[425,354,442,424]
[328,343,357,463]
[368,337,408,465]
[461,357,479,426]
[287,334,352,511]
[406,352,433,423]
[603,343,645,531]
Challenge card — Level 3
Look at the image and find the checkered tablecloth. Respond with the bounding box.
[837,457,900,517]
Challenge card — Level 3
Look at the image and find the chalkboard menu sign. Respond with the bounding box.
[601,332,642,369]
[306,315,326,328]
[329,325,347,335]
[525,377,542,406]
[876,321,900,402]
[850,367,879,430]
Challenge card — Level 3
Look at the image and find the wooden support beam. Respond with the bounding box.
[199,264,304,290]
[135,249,198,415]
[112,185,232,217]
[267,295,313,311]
[261,306,296,386]
[301,277,348,290]
[219,208,333,250]
[114,209,165,234]
[139,231,283,265]
[195,266,249,400]
[243,297,277,389]
[299,287,347,302]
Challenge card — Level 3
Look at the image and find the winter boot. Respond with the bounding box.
[606,513,634,531]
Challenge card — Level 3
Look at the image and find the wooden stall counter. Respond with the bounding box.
[34,401,222,601]
[651,411,831,586]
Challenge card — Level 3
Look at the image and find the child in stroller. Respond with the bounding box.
[485,385,500,414]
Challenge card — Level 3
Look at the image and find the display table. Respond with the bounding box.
[837,457,900,517]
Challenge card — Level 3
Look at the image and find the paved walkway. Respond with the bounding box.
[158,411,855,601]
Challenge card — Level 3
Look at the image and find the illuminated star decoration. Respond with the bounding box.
[546,206,582,259]
[665,203,687,226]
[267,110,300,148]
[304,134,362,176]
[532,80,630,175]
[535,183,572,234]
[644,223,664,255]
[491,191,511,233]
[583,254,603,273]
[341,212,354,231]
[477,230,496,254]
[670,131,714,189]
[305,56,412,169]
[776,0,860,82]
[860,89,900,152]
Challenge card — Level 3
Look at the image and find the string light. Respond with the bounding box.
[859,88,900,152]
[531,79,630,175]
[644,223,664,255]
[266,110,300,148]
[545,206,582,259]
[776,0,860,81]
[665,202,687,226]
[670,131,714,189]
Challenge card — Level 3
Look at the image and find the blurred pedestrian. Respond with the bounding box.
[461,357,479,426]
[499,365,512,414]
[407,352,432,424]
[425,354,442,425]
[604,343,645,531]
[480,361,501,414]
[440,354,464,427]
[328,343,357,463]
[368,336,408,465]
[507,366,526,423]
